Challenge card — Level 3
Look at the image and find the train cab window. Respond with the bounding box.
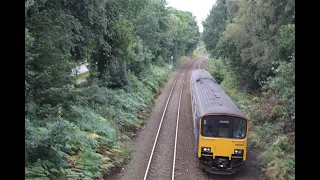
[201,117,215,137]
[218,120,229,137]
[232,118,246,138]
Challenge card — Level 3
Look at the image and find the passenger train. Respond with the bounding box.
[190,69,248,175]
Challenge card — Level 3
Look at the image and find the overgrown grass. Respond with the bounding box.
[192,43,207,56]
[175,56,189,69]
[73,72,90,84]
[176,56,189,64]
[75,72,90,79]
[205,58,295,180]
[170,56,190,71]
[25,65,170,180]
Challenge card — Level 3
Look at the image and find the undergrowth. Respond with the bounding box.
[205,58,295,180]
[192,43,207,56]
[25,65,170,180]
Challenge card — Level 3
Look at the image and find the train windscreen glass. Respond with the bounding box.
[201,115,247,139]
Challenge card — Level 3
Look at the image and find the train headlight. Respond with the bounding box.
[201,147,211,152]
[234,149,243,154]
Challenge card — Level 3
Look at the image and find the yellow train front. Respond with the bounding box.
[190,69,248,175]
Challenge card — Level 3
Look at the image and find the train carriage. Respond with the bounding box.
[190,69,248,175]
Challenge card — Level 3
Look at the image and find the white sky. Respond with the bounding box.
[166,0,216,32]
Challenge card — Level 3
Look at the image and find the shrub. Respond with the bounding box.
[25,64,170,179]
[205,56,295,179]
[205,58,228,84]
[259,135,295,180]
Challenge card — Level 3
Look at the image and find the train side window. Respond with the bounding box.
[201,117,215,137]
[232,118,246,138]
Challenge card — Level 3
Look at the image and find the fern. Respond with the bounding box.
[26,64,170,179]
[259,135,294,179]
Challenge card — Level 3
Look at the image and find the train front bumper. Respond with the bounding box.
[198,157,243,175]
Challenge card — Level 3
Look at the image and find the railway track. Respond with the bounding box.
[193,58,206,70]
[193,60,200,69]
[143,57,237,180]
[104,56,261,180]
[206,172,236,180]
[143,59,196,180]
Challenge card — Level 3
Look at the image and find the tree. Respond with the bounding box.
[202,0,229,55]
[210,0,295,91]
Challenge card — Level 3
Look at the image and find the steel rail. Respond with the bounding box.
[143,60,190,180]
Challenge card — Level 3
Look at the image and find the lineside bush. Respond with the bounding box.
[205,57,295,180]
[25,65,170,180]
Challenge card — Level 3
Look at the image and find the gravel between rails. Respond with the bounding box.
[145,59,194,180]
[174,56,207,180]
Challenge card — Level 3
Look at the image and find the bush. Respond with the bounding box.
[264,57,295,124]
[192,44,207,56]
[25,64,170,179]
[259,135,295,180]
[205,58,228,84]
[205,56,295,179]
[176,56,189,64]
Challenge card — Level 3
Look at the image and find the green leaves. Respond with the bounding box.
[205,0,295,92]
[205,57,228,84]
[133,3,199,62]
[259,135,295,179]
[204,6,295,174]
[25,63,170,179]
[25,0,196,178]
[202,0,229,53]
[277,24,295,61]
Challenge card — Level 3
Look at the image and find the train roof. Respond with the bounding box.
[191,69,245,118]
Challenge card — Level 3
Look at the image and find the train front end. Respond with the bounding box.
[197,114,248,175]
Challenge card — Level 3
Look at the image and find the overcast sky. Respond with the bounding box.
[166,0,216,32]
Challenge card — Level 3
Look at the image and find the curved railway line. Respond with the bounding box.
[143,57,239,180]
[105,56,262,180]
[143,59,194,180]
[144,57,209,180]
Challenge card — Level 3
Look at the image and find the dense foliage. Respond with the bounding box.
[202,0,229,55]
[204,0,294,92]
[203,0,295,179]
[25,0,199,179]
